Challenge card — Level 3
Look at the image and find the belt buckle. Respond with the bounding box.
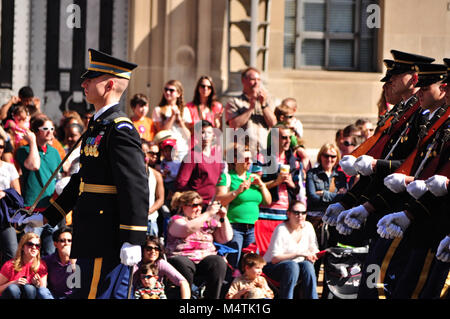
[79,181,84,195]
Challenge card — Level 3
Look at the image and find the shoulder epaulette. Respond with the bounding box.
[113,117,133,124]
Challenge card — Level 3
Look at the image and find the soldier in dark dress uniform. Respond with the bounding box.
[323,50,435,236]
[20,49,149,299]
[353,62,449,298]
[369,60,450,299]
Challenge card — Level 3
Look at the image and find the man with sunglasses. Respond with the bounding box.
[16,114,61,257]
[38,227,75,299]
[20,49,149,299]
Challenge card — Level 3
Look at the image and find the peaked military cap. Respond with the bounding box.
[443,58,450,84]
[390,50,435,75]
[81,48,137,80]
[414,63,447,87]
[380,59,395,82]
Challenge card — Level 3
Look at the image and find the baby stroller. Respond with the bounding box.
[321,245,369,299]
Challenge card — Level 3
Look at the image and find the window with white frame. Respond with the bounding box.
[284,0,379,71]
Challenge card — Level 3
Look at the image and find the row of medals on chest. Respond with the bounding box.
[82,129,104,158]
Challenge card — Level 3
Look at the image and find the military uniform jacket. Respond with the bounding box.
[340,97,424,208]
[43,104,149,258]
[368,106,449,215]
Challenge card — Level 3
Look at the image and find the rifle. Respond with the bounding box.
[395,107,449,176]
[351,96,418,158]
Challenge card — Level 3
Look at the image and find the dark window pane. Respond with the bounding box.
[328,0,355,33]
[329,40,353,67]
[303,2,325,32]
[302,39,324,66]
[359,38,373,71]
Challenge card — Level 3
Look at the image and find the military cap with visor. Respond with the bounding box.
[390,50,435,75]
[414,63,447,87]
[443,58,450,84]
[81,48,137,80]
[380,59,395,82]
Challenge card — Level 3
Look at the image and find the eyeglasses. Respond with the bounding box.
[144,246,161,252]
[25,242,41,249]
[342,141,355,147]
[38,126,54,132]
[199,84,212,89]
[147,151,158,156]
[186,203,202,208]
[290,210,307,216]
[164,87,176,93]
[57,239,72,243]
[280,135,291,140]
[322,154,337,159]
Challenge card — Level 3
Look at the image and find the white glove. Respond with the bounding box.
[406,180,428,199]
[376,222,392,239]
[336,210,354,235]
[425,175,449,197]
[344,205,370,229]
[339,155,358,176]
[120,242,142,266]
[436,236,450,263]
[322,202,346,226]
[376,211,411,239]
[354,155,375,176]
[384,173,407,193]
[18,214,44,228]
[24,225,36,234]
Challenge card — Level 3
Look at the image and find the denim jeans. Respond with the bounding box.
[147,220,158,237]
[263,260,318,299]
[36,287,54,299]
[32,224,57,257]
[1,284,37,299]
[226,223,255,271]
[0,226,18,267]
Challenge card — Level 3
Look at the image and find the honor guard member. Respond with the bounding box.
[20,49,149,299]
[324,50,435,241]
[372,61,450,299]
[354,63,449,298]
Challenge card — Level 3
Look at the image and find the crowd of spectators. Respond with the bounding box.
[0,68,377,299]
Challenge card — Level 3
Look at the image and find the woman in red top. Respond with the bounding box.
[186,76,223,131]
[0,232,48,299]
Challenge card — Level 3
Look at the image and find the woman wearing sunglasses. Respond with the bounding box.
[133,236,190,299]
[216,143,271,273]
[263,200,319,299]
[305,143,348,276]
[0,232,48,299]
[185,76,223,131]
[151,80,191,161]
[306,143,347,217]
[165,191,232,299]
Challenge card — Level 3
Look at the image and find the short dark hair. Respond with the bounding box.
[18,86,34,99]
[194,120,213,134]
[288,200,306,213]
[240,252,266,272]
[130,93,149,108]
[30,114,51,133]
[52,226,73,242]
